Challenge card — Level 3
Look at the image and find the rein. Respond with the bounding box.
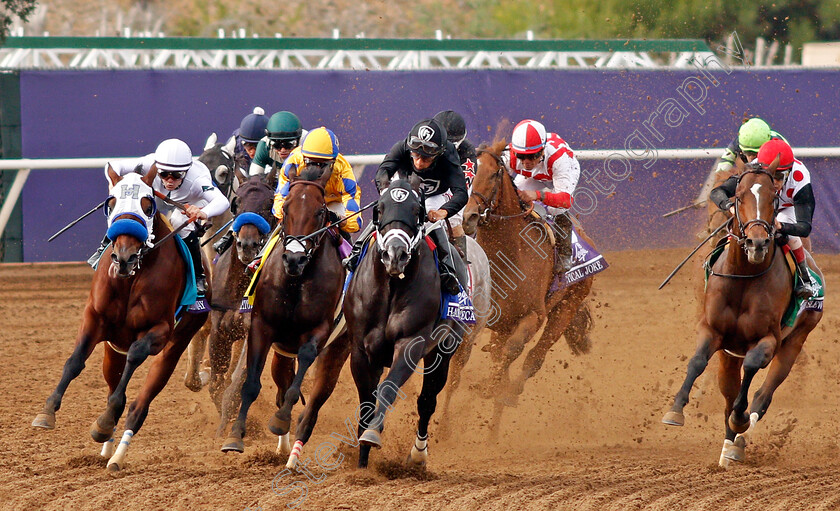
[473,149,535,222]
[281,181,330,258]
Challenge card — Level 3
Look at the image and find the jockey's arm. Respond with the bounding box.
[440,161,468,218]
[710,176,738,210]
[191,164,230,219]
[375,140,406,193]
[544,154,581,210]
[716,138,739,173]
[249,140,271,177]
[271,158,298,220]
[779,184,815,238]
[335,155,363,233]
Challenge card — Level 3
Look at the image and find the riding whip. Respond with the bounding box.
[297,200,378,243]
[201,218,235,247]
[658,217,732,290]
[48,199,109,242]
[662,200,707,218]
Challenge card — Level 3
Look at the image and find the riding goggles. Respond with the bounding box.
[271,139,298,150]
[303,157,333,169]
[159,170,186,180]
[515,152,542,161]
[407,136,443,156]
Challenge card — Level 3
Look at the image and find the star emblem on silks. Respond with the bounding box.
[462,159,476,186]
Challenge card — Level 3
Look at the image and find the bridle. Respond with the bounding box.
[730,168,778,247]
[280,180,329,261]
[472,149,534,224]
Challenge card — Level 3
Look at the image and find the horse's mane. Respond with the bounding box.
[477,119,513,156]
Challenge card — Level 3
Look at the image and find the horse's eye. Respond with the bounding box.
[141,197,154,216]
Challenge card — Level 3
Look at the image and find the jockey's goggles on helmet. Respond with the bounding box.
[159,170,186,180]
[407,136,443,157]
[515,151,542,161]
[303,157,333,169]
[271,139,298,150]
[772,169,790,181]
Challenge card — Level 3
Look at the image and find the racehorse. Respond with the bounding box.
[32,168,209,472]
[344,179,491,468]
[221,165,350,469]
[203,171,276,429]
[662,160,823,467]
[184,133,239,393]
[461,140,596,419]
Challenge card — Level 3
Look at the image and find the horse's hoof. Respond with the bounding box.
[184,373,203,393]
[662,411,685,426]
[728,413,750,434]
[724,436,747,462]
[32,412,56,430]
[359,429,382,448]
[106,461,123,473]
[221,437,245,453]
[268,413,291,436]
[199,370,211,387]
[407,445,428,466]
[90,419,114,443]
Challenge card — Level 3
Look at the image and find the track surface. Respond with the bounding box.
[3,249,840,510]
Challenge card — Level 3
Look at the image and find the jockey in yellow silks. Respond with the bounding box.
[272,126,362,235]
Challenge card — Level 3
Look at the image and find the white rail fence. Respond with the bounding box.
[3,147,840,239]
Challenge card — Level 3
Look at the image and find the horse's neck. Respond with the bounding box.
[497,171,523,215]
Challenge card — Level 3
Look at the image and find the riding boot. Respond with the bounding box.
[795,260,817,299]
[552,213,574,275]
[213,229,234,255]
[183,231,207,296]
[87,235,110,269]
[342,221,376,272]
[429,227,468,295]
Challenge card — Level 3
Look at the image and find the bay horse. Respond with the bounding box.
[345,179,491,468]
[183,132,240,393]
[461,140,596,420]
[32,168,209,472]
[221,165,350,470]
[663,160,823,467]
[203,171,276,430]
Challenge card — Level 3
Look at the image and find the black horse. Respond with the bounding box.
[221,165,351,470]
[345,179,463,468]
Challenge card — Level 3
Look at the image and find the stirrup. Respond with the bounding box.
[213,232,234,254]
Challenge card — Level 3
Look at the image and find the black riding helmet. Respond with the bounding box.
[407,118,447,158]
[433,110,466,145]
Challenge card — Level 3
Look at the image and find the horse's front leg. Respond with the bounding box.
[663,323,721,426]
[717,352,743,468]
[408,342,455,467]
[221,314,274,453]
[92,323,169,446]
[183,319,210,392]
[33,307,106,430]
[106,327,193,472]
[358,334,427,450]
[728,335,776,434]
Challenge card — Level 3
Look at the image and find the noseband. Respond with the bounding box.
[281,180,329,260]
[731,168,778,247]
[472,149,534,224]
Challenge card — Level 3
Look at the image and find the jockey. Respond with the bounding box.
[710,138,817,298]
[716,117,787,174]
[501,119,581,275]
[232,107,269,170]
[88,138,230,296]
[249,111,305,178]
[273,126,362,239]
[213,107,270,254]
[433,109,477,252]
[345,118,468,295]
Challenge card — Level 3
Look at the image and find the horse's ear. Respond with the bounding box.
[767,154,780,174]
[234,165,249,186]
[106,164,121,187]
[204,133,217,151]
[214,165,230,186]
[317,164,334,188]
[143,165,158,187]
[223,136,236,156]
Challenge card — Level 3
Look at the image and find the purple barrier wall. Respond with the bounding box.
[18,68,840,261]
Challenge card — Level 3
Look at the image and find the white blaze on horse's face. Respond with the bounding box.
[750,183,762,222]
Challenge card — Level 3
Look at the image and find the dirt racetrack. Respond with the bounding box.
[3,249,840,511]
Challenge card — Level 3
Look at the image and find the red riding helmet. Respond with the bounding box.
[511,119,547,155]
[757,138,794,171]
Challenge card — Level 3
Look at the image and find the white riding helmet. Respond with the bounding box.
[154,138,193,172]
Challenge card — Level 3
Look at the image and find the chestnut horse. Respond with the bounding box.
[32,169,209,472]
[204,172,276,430]
[221,166,350,471]
[663,162,823,467]
[461,140,596,423]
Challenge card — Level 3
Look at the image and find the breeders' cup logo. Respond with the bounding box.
[417,125,435,141]
[390,188,410,203]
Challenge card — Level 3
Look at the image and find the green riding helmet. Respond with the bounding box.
[266,111,302,141]
[738,118,772,153]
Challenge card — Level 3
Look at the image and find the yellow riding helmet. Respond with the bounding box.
[300,127,339,159]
